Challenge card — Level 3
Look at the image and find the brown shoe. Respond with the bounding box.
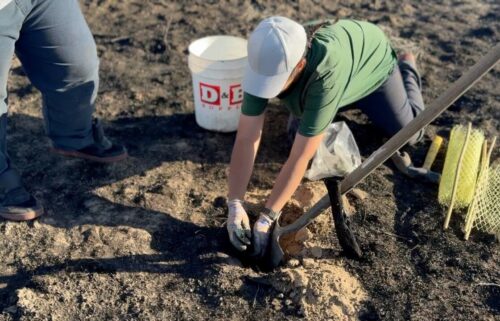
[51,144,128,163]
[50,118,128,164]
[0,187,44,221]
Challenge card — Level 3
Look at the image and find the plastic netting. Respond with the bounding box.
[438,125,485,209]
[468,164,500,235]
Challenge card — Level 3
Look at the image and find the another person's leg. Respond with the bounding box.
[15,0,127,163]
[0,1,43,221]
[356,53,425,145]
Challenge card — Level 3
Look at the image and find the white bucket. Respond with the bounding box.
[188,35,247,132]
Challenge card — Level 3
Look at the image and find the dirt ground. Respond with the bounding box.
[1,0,499,320]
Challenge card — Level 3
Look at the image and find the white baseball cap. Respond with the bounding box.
[243,16,307,99]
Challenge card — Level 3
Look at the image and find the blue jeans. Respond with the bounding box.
[0,0,99,190]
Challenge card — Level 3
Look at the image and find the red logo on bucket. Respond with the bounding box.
[199,82,221,106]
[229,84,243,105]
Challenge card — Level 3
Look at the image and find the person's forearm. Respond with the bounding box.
[265,156,310,213]
[228,136,261,200]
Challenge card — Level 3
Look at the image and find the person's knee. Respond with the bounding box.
[29,45,99,93]
[44,35,100,90]
[68,45,99,85]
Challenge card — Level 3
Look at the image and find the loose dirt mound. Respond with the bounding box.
[255,183,366,319]
[269,263,367,320]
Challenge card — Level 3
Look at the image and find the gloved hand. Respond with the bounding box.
[226,199,251,251]
[251,209,279,258]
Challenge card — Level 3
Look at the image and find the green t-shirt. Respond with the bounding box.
[241,19,397,136]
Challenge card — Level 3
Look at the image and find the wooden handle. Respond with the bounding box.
[423,135,444,170]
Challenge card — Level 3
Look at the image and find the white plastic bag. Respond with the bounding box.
[305,121,361,181]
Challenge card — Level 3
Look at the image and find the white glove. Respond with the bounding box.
[251,212,275,258]
[226,199,251,251]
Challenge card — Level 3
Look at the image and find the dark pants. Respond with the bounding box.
[356,61,425,145]
[0,0,99,191]
[288,61,425,145]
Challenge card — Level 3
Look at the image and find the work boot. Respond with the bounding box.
[51,119,128,163]
[0,186,43,221]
